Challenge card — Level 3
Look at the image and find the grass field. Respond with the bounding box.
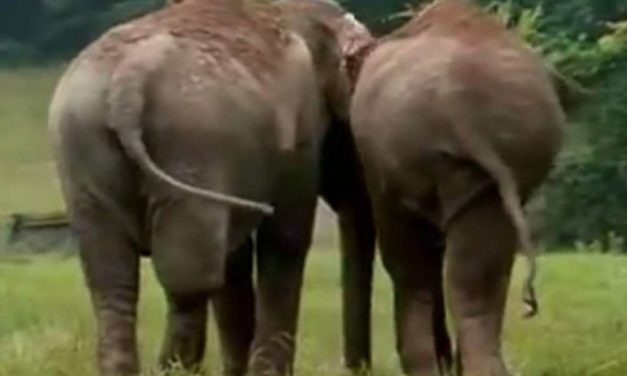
[1,253,627,376]
[1,68,627,376]
[0,67,66,216]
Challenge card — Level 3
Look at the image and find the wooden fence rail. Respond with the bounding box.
[3,211,74,253]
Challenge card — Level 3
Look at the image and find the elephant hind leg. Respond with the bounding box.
[444,190,515,376]
[213,238,256,376]
[249,201,317,376]
[150,200,231,372]
[375,203,449,376]
[159,292,209,372]
[72,210,141,376]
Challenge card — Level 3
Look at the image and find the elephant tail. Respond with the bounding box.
[107,35,274,215]
[451,120,538,319]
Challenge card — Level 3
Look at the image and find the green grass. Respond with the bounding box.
[1,253,627,376]
[0,67,65,216]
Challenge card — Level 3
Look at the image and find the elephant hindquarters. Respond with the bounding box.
[150,197,231,295]
[149,197,233,371]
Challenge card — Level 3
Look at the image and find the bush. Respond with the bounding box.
[481,2,627,252]
[0,40,42,67]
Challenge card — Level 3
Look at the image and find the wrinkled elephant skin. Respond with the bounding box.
[350,1,565,375]
[49,1,358,375]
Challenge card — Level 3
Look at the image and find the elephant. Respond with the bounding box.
[281,0,379,372]
[239,1,381,373]
[349,0,567,375]
[48,0,371,375]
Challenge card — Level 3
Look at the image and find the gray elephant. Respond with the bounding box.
[292,0,379,372]
[350,0,567,375]
[48,0,370,375]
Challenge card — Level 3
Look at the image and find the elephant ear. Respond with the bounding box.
[344,40,377,92]
[547,65,592,112]
[283,10,351,121]
[334,13,376,91]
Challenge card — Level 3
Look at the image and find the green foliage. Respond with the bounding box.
[472,1,627,252]
[501,9,627,251]
[542,55,627,251]
[487,1,627,81]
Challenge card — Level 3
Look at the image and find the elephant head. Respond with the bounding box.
[278,0,374,126]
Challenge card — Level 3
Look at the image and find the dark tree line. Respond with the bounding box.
[0,0,164,64]
[1,0,627,251]
[2,1,624,67]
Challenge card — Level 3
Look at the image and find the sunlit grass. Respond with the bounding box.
[1,252,627,375]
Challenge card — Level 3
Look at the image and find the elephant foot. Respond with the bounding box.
[158,293,209,373]
[248,332,295,376]
[99,353,139,376]
[461,354,511,376]
[405,366,443,376]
